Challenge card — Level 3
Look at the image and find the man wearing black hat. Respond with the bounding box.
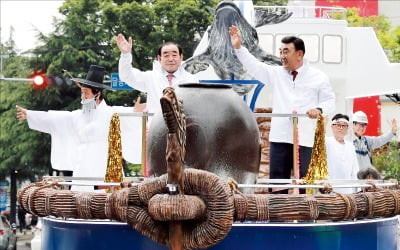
[72,65,114,120]
[16,65,141,190]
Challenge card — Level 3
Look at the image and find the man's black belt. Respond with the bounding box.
[355,150,369,156]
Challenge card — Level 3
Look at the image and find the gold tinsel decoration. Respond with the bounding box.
[104,113,124,192]
[303,114,328,187]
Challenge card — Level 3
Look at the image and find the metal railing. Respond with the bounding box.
[254,5,347,20]
[118,112,153,175]
[41,177,398,194]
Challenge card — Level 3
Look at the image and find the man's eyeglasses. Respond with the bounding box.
[332,124,348,129]
[354,122,367,128]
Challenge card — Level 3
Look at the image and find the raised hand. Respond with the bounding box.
[228,25,242,49]
[115,34,133,53]
[391,118,398,135]
[133,96,147,112]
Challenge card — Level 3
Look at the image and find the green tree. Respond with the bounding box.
[0,28,47,180]
[101,0,217,70]
[336,8,400,63]
[373,141,400,181]
[30,0,217,104]
[1,0,219,183]
[0,29,49,224]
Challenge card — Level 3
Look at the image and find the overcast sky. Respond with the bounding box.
[0,0,64,53]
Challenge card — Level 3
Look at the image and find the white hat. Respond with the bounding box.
[352,111,368,124]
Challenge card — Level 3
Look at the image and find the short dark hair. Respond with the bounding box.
[83,85,103,101]
[93,88,103,100]
[281,36,305,55]
[157,42,183,56]
[331,113,349,122]
[357,167,381,180]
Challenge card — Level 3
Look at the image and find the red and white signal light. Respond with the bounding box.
[30,73,47,88]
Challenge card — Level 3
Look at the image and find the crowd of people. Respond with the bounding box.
[15,24,397,194]
[325,111,397,190]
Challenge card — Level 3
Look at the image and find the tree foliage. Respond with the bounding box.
[373,141,400,181]
[29,0,217,105]
[1,0,218,180]
[342,8,400,63]
[0,32,50,179]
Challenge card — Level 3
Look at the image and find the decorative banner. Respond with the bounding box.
[104,114,124,192]
[304,115,328,188]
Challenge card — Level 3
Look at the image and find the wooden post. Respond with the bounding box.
[166,133,184,250]
[141,112,148,177]
[169,222,183,250]
[292,116,299,195]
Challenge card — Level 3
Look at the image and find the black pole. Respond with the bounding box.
[9,168,17,224]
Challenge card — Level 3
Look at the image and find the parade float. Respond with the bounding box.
[18,84,400,250]
[17,1,400,250]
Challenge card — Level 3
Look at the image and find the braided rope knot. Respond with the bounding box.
[127,168,234,249]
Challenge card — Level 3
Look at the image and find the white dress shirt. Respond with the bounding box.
[235,47,335,147]
[326,136,359,194]
[118,52,199,116]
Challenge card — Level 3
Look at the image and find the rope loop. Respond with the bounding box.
[386,189,400,215]
[305,195,319,220]
[364,192,375,218]
[336,193,357,220]
[126,169,234,249]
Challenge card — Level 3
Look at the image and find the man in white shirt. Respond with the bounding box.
[229,25,335,191]
[116,34,198,115]
[326,114,359,193]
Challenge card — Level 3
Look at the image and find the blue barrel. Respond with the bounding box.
[42,217,398,250]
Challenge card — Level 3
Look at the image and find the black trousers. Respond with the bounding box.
[269,142,312,194]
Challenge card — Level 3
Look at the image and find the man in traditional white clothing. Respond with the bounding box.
[16,65,141,191]
[325,113,359,194]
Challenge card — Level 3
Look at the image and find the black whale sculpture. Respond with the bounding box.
[183,1,291,95]
[147,84,261,188]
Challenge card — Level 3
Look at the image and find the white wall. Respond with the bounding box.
[379,1,400,27]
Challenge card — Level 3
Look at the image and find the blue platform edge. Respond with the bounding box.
[42,216,398,250]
